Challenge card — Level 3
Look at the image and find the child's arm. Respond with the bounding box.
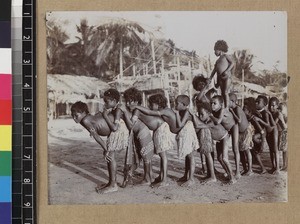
[175,110,190,128]
[196,86,209,102]
[103,108,122,132]
[133,105,162,117]
[229,107,241,124]
[209,109,224,125]
[192,114,214,129]
[277,112,287,129]
[250,115,265,135]
[224,54,234,73]
[255,111,276,130]
[120,107,134,130]
[208,67,217,83]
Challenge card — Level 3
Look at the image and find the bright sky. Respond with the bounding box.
[47,11,287,72]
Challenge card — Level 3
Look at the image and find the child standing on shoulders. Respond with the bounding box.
[174,95,199,187]
[210,95,240,180]
[269,97,288,171]
[229,93,253,176]
[254,95,280,174]
[207,40,234,108]
[71,101,122,194]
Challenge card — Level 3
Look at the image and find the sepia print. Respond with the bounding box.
[46,11,288,204]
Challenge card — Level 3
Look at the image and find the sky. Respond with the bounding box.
[47,11,287,72]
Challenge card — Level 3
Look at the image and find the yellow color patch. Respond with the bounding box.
[0,125,12,151]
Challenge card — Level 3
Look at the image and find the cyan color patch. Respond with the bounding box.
[0,176,11,202]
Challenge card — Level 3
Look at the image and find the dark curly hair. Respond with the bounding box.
[148,94,167,109]
[71,101,89,114]
[124,87,142,105]
[257,95,268,106]
[192,75,208,91]
[176,95,190,106]
[214,40,228,53]
[104,88,120,102]
[196,101,211,114]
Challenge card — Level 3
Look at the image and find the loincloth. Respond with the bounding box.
[107,119,129,151]
[197,128,213,154]
[239,123,254,151]
[153,122,173,154]
[177,121,199,159]
[279,129,287,152]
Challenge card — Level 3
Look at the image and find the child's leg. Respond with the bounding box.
[244,149,253,176]
[272,129,280,174]
[220,77,231,108]
[181,153,195,187]
[216,142,230,176]
[178,156,189,182]
[154,151,168,187]
[231,125,241,178]
[253,151,267,174]
[240,151,247,173]
[200,153,207,174]
[204,152,217,183]
[221,137,236,184]
[99,151,118,194]
[141,160,153,185]
[282,151,288,171]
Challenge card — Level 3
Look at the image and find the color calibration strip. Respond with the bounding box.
[0,1,12,224]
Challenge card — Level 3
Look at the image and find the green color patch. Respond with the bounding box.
[0,151,11,176]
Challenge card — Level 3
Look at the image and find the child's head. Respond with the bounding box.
[211,95,223,112]
[255,95,268,110]
[243,97,256,119]
[197,102,212,122]
[148,94,167,110]
[268,97,279,113]
[103,88,120,109]
[124,88,142,110]
[175,95,190,111]
[214,40,228,55]
[229,93,237,108]
[71,101,89,123]
[192,75,208,91]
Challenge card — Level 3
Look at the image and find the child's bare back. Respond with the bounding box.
[134,110,165,131]
[83,112,114,136]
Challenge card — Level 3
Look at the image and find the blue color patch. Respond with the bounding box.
[0,176,11,202]
[0,202,11,224]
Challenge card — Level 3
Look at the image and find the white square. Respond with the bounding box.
[12,0,23,6]
[0,49,12,74]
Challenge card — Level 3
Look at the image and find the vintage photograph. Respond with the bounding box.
[46,11,288,204]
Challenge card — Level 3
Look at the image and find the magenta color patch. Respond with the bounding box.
[0,74,12,100]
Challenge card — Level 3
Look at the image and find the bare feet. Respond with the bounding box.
[235,173,241,180]
[281,166,287,171]
[181,179,195,187]
[260,169,267,174]
[221,178,236,186]
[244,170,254,176]
[177,176,188,182]
[272,169,280,175]
[151,180,169,188]
[95,183,109,192]
[139,179,151,186]
[203,177,217,184]
[121,177,133,188]
[97,184,118,194]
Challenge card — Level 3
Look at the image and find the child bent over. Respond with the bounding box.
[71,101,126,194]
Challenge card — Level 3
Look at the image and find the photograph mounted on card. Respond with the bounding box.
[46,11,288,205]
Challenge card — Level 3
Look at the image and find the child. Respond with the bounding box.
[243,100,267,174]
[254,95,280,174]
[173,95,199,186]
[207,40,234,108]
[120,87,155,187]
[193,102,235,184]
[210,95,241,179]
[125,88,173,188]
[191,102,217,183]
[269,97,288,171]
[229,93,253,176]
[71,101,122,194]
[192,75,217,104]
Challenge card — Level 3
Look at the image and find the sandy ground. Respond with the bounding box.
[48,118,287,205]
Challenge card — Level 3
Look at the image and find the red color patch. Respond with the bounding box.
[0,100,12,125]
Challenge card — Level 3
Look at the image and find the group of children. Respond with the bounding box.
[70,40,287,194]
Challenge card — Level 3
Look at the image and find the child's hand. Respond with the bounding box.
[221,70,230,79]
[89,128,97,138]
[103,109,109,117]
[129,105,137,111]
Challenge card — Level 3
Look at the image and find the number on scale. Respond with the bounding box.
[24,155,31,159]
[24,178,31,183]
[24,83,31,88]
[23,35,31,40]
[24,107,31,111]
[23,59,31,64]
[24,202,31,207]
